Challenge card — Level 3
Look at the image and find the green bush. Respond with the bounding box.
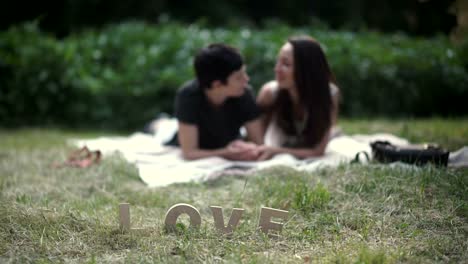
[1,22,467,129]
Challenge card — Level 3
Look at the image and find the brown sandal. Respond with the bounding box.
[52,146,102,168]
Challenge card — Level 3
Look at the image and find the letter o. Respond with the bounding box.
[164,203,201,232]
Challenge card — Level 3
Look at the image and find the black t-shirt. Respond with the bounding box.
[174,80,260,149]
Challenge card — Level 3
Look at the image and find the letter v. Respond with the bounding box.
[209,206,244,234]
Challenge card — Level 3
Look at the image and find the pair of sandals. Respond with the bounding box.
[52,146,102,168]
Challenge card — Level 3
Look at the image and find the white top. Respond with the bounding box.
[264,83,339,147]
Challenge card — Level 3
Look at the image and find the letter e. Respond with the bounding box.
[258,207,288,235]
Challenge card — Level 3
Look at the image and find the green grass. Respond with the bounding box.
[340,117,468,151]
[1,118,467,263]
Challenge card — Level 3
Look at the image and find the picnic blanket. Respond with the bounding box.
[74,130,458,187]
[71,116,467,187]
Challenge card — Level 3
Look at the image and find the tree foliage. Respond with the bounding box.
[0,0,456,37]
[1,22,466,129]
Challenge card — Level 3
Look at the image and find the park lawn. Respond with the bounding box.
[0,118,467,263]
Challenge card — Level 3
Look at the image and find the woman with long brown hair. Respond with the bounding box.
[256,36,340,160]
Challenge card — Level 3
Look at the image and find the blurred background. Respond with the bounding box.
[0,0,459,36]
[1,0,467,130]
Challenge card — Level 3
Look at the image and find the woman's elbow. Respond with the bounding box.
[315,147,326,157]
[181,150,197,160]
[310,141,328,157]
[306,148,325,158]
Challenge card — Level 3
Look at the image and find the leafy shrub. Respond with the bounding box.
[1,22,467,129]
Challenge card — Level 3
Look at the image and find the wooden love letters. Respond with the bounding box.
[119,203,288,235]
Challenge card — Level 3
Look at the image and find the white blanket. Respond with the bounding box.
[71,132,417,187]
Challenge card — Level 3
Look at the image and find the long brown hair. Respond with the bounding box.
[274,36,335,147]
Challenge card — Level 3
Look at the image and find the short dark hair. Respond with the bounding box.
[194,43,243,90]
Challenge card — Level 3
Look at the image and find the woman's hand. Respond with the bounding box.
[225,140,260,161]
[256,145,279,161]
